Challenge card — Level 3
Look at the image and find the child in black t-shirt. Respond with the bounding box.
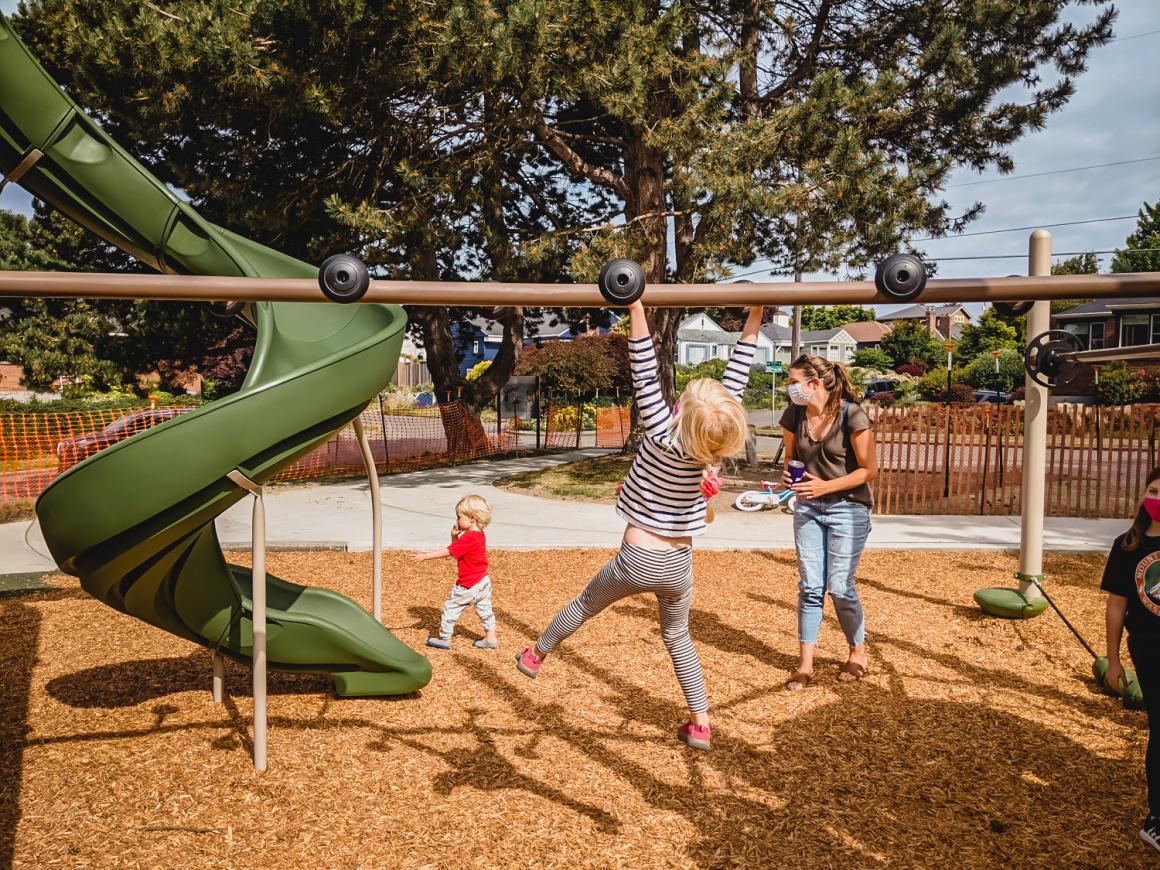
[1102,467,1160,854]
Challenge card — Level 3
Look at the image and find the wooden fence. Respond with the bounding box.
[868,403,1160,517]
[391,359,430,390]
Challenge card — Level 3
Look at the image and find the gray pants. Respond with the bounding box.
[438,576,496,639]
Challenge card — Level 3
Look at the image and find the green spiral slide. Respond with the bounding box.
[0,15,431,696]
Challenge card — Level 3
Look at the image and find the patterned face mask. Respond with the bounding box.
[788,382,814,406]
[1144,497,1160,522]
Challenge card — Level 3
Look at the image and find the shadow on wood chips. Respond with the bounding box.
[0,549,1153,868]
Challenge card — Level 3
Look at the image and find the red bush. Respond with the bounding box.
[895,363,925,377]
[869,391,896,406]
[948,383,976,403]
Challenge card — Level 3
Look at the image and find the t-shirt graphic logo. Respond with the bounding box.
[1134,551,1160,617]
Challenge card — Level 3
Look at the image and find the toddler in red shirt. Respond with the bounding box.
[412,494,498,650]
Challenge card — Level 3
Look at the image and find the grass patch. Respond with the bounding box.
[495,453,632,502]
[0,501,36,523]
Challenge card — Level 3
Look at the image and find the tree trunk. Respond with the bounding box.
[406,145,526,459]
[625,134,678,401]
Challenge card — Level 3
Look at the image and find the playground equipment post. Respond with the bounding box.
[1018,231,1051,602]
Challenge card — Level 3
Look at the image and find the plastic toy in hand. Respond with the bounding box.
[700,466,722,501]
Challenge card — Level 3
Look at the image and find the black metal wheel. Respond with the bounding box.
[994,301,1035,317]
[318,254,370,303]
[1024,329,1082,389]
[597,259,646,306]
[873,253,928,301]
[210,300,246,318]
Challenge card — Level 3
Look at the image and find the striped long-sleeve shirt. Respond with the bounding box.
[614,336,756,537]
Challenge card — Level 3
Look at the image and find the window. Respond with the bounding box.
[473,340,481,354]
[1090,322,1105,350]
[756,347,770,364]
[1063,323,1090,350]
[1153,314,1160,345]
[687,344,708,364]
[1121,315,1149,347]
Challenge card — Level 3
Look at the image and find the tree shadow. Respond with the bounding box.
[46,651,336,708]
[452,653,1141,866]
[611,603,798,672]
[857,576,985,619]
[408,603,488,643]
[0,600,38,869]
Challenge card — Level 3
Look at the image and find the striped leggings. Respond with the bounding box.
[537,542,708,713]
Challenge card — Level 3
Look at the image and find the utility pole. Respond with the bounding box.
[791,269,802,360]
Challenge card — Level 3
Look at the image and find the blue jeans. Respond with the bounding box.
[792,497,872,646]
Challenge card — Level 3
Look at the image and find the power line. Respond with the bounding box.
[947,156,1160,188]
[728,247,1159,276]
[1108,28,1160,44]
[926,247,1160,262]
[915,214,1136,241]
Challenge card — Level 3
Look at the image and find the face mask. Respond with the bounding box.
[788,382,814,406]
[1144,497,1160,522]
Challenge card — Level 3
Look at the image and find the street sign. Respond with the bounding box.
[765,362,783,374]
[500,376,537,417]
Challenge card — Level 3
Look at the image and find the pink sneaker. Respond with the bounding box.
[677,722,712,751]
[516,646,543,678]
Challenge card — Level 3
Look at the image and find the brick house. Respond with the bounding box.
[1051,297,1160,395]
[0,362,23,393]
[877,303,971,341]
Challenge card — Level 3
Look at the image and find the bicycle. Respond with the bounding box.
[733,479,797,513]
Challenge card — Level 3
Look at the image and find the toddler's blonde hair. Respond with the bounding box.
[669,378,749,467]
[456,494,492,529]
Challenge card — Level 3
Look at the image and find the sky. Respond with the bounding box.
[1,0,1158,317]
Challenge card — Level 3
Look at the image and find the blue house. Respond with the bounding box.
[451,316,608,375]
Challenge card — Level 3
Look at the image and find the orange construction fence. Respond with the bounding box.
[0,401,526,503]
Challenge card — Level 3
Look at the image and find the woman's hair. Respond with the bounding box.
[789,354,862,419]
[1123,466,1160,551]
[669,378,749,467]
[456,494,492,529]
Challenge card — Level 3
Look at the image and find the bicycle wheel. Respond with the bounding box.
[734,492,767,512]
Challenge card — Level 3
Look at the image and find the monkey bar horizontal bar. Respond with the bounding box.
[1059,342,1160,365]
[1,270,1159,307]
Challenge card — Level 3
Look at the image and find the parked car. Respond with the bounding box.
[863,378,899,399]
[56,407,194,469]
[973,390,1013,405]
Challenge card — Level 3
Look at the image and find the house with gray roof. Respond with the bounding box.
[676,313,777,366]
[878,303,970,341]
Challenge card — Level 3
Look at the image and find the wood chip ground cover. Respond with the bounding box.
[0,549,1151,868]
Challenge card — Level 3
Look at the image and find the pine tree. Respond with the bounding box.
[15,0,1116,406]
[1112,200,1160,273]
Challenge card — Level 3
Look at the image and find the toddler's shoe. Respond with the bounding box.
[426,636,452,650]
[1141,814,1160,853]
[473,637,499,650]
[677,722,712,751]
[515,646,542,678]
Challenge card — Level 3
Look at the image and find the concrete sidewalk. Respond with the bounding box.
[3,449,1126,575]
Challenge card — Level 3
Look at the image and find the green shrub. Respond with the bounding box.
[965,348,1024,392]
[1096,362,1149,405]
[853,348,892,369]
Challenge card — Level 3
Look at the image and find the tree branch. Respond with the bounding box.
[533,119,631,200]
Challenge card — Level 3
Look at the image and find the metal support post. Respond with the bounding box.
[227,469,267,771]
[1019,231,1052,602]
[212,652,225,704]
[353,417,383,622]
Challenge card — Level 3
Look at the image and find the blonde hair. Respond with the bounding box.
[789,354,862,419]
[669,378,749,467]
[456,494,492,529]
